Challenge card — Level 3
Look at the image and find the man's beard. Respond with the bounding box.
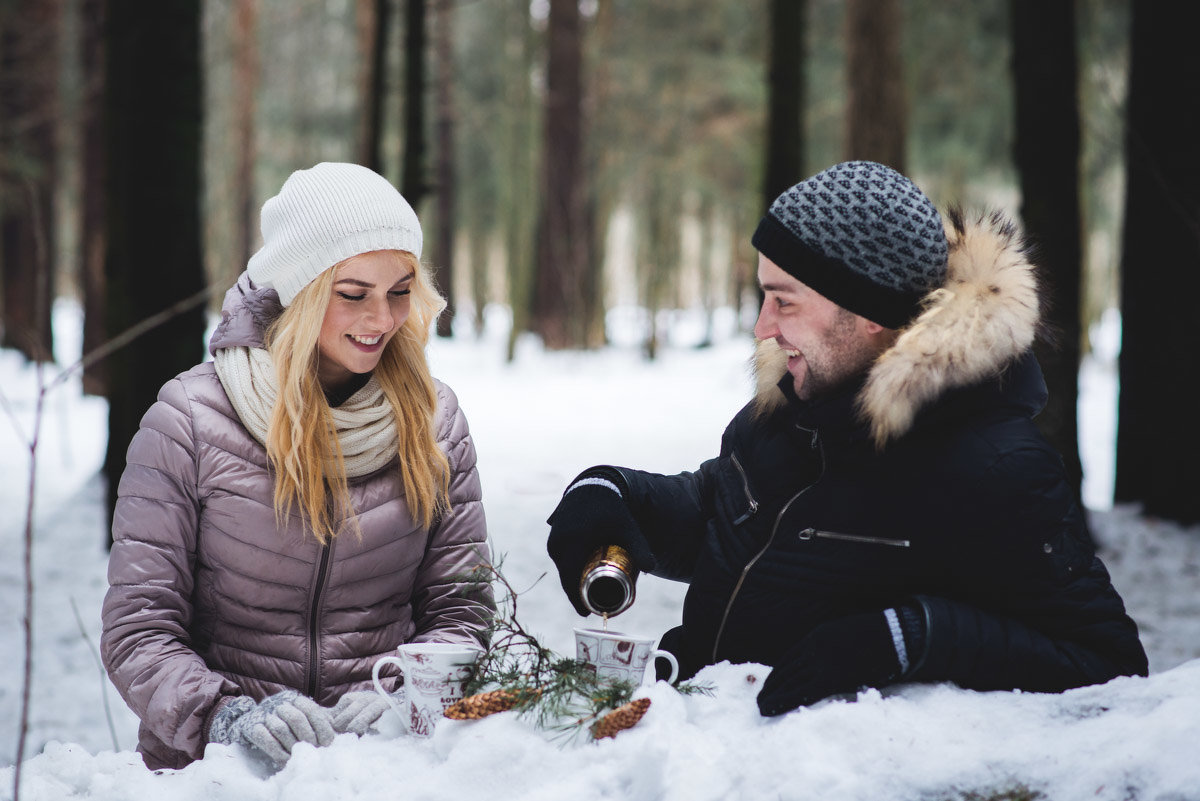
[794,309,886,401]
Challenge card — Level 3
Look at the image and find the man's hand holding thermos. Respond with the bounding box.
[546,470,656,617]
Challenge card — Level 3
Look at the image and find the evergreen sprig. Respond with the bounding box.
[460,559,710,739]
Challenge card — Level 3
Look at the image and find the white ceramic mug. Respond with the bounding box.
[574,627,679,685]
[371,642,481,737]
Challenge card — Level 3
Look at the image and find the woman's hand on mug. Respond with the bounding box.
[331,689,397,736]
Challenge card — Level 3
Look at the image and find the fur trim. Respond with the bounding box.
[754,209,1041,445]
[753,337,790,413]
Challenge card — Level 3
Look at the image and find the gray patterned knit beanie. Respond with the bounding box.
[247,162,423,306]
[751,161,947,329]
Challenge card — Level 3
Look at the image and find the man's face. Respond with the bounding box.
[753,255,891,401]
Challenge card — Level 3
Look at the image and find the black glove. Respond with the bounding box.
[756,606,924,717]
[546,475,656,616]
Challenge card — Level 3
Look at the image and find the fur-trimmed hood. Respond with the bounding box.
[754,209,1042,447]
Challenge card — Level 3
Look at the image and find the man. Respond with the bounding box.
[546,161,1147,716]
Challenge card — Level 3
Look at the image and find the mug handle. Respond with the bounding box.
[371,655,407,730]
[650,649,679,685]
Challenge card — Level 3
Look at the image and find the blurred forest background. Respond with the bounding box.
[1,0,1198,527]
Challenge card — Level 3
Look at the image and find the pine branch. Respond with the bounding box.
[454,558,711,740]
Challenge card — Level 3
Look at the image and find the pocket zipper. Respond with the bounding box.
[798,528,911,548]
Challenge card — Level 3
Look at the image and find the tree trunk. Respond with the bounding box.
[639,174,680,361]
[844,0,905,171]
[232,0,258,269]
[532,0,591,350]
[358,0,388,172]
[503,0,535,362]
[401,0,427,207]
[0,0,59,363]
[582,0,614,350]
[468,227,488,334]
[80,0,107,395]
[1010,0,1087,514]
[764,0,804,211]
[697,193,716,348]
[1114,3,1200,524]
[433,0,455,337]
[102,0,206,542]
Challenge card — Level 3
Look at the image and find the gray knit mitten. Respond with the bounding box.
[330,689,400,735]
[207,690,337,764]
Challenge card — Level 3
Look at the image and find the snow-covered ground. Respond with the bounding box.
[1,301,1198,801]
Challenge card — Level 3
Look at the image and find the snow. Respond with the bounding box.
[2,301,1198,801]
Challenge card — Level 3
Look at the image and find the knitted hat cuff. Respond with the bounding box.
[246,162,423,307]
[258,226,423,307]
[752,214,924,329]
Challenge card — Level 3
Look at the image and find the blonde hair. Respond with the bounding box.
[263,250,450,542]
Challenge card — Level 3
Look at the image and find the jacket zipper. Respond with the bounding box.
[712,426,824,662]
[798,528,911,548]
[730,453,759,525]
[307,536,334,699]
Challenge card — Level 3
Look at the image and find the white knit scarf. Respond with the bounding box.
[213,346,399,478]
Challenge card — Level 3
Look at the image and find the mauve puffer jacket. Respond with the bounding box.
[101,274,495,770]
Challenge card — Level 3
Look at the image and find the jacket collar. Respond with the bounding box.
[208,271,284,356]
[754,209,1043,448]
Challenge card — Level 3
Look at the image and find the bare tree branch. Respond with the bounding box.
[47,282,223,394]
[14,360,45,801]
[70,597,120,752]
[6,281,219,799]
[0,387,30,447]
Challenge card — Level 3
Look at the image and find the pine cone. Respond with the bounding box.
[591,697,651,740]
[443,688,526,720]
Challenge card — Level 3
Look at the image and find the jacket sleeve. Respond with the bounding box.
[408,384,497,647]
[100,377,242,764]
[908,588,1148,692]
[907,437,1149,692]
[594,460,717,583]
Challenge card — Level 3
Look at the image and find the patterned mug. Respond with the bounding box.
[573,627,679,685]
[371,642,481,737]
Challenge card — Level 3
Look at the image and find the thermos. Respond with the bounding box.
[580,545,638,617]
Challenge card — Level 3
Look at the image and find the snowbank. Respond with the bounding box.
[6,661,1199,801]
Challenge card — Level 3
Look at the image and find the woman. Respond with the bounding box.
[101,162,495,770]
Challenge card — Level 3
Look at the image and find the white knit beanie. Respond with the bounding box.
[247,162,423,306]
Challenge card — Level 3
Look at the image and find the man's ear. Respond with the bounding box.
[862,318,888,336]
[860,317,901,351]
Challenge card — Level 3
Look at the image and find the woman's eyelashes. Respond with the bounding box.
[336,288,410,302]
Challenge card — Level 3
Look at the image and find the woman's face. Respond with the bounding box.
[316,250,415,392]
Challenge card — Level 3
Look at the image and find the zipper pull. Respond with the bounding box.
[732,500,759,526]
[729,454,760,524]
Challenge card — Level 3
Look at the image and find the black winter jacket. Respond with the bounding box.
[603,212,1147,692]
